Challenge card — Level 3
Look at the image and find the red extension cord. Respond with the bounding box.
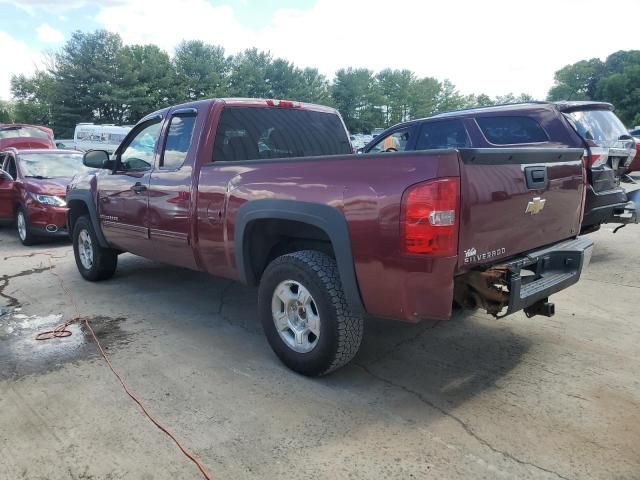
[8,252,213,480]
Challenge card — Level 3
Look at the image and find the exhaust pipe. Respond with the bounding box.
[45,224,58,233]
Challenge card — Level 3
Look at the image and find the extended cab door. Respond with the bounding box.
[146,108,199,269]
[97,117,162,254]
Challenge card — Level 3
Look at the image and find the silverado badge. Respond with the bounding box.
[525,197,546,215]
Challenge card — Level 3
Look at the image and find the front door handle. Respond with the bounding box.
[131,183,147,193]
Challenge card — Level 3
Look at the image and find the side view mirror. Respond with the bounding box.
[0,169,13,182]
[84,150,114,170]
[356,148,364,154]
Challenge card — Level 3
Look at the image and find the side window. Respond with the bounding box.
[415,120,470,150]
[5,156,17,179]
[476,116,548,145]
[161,114,197,170]
[119,120,162,172]
[369,128,412,153]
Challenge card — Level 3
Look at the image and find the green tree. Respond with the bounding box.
[228,48,273,98]
[173,40,229,102]
[407,77,441,118]
[119,44,177,123]
[10,71,55,126]
[50,30,129,136]
[0,100,14,123]
[376,69,414,124]
[548,50,640,125]
[331,68,383,133]
[435,79,466,113]
[547,58,605,101]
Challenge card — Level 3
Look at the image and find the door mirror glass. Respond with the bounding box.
[84,150,112,169]
[0,169,13,181]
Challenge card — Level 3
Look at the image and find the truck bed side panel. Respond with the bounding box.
[201,150,460,322]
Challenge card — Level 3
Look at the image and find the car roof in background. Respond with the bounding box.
[2,148,82,155]
[429,100,614,120]
[0,123,54,132]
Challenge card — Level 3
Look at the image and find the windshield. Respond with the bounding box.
[0,126,51,140]
[18,152,91,178]
[567,109,628,146]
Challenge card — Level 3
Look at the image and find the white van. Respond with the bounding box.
[73,123,132,153]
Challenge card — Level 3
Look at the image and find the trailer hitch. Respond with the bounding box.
[523,298,555,318]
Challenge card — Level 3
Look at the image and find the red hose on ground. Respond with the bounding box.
[7,252,214,480]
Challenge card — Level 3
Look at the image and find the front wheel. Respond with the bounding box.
[72,215,118,281]
[16,206,36,246]
[258,250,364,376]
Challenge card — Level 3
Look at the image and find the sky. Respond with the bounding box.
[0,0,638,102]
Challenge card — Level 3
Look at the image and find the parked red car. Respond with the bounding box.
[0,124,55,150]
[0,148,91,245]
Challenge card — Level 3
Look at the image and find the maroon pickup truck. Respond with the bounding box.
[67,98,593,376]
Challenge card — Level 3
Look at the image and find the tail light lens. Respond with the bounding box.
[583,147,607,168]
[401,177,460,256]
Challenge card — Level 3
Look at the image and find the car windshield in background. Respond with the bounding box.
[213,107,352,162]
[567,109,628,146]
[19,152,90,178]
[0,126,50,139]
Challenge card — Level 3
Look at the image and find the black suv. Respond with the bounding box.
[362,101,638,233]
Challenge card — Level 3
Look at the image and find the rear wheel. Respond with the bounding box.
[16,206,36,246]
[258,250,364,376]
[73,215,118,281]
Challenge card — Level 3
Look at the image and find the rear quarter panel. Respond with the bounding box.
[207,150,461,322]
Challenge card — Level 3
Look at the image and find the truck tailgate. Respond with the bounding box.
[457,148,585,271]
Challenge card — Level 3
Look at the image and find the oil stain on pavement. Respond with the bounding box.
[0,310,131,380]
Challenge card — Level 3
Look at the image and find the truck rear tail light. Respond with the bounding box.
[401,177,460,256]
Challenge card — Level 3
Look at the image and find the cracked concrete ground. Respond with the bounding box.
[0,221,639,480]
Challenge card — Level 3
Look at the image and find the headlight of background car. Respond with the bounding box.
[31,193,67,207]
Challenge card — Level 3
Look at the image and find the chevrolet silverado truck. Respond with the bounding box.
[66,98,593,376]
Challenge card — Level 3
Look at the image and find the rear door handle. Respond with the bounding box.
[131,183,147,193]
[524,166,548,190]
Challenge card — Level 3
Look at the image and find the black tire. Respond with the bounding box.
[72,215,118,281]
[258,250,364,376]
[16,206,37,246]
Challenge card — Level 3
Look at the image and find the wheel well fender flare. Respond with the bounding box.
[235,199,364,314]
[66,190,109,248]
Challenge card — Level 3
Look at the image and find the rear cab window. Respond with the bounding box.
[213,107,351,162]
[476,116,549,145]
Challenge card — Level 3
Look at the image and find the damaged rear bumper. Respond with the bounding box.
[455,237,594,318]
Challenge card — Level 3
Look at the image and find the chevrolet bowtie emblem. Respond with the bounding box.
[525,197,546,215]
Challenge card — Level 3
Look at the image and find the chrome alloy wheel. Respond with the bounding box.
[17,211,27,241]
[78,229,94,270]
[271,280,321,353]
